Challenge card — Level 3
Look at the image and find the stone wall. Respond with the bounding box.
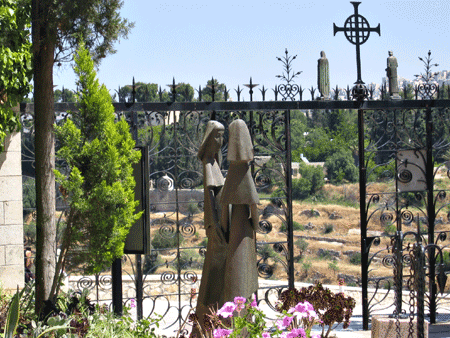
[0,131,24,289]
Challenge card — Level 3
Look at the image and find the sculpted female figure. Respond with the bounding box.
[194,120,227,334]
[220,119,259,302]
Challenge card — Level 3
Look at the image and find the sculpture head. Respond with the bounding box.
[320,51,326,58]
[388,50,393,56]
[198,120,225,162]
[227,119,253,162]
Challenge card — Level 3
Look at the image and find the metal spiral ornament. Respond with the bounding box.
[161,271,177,285]
[256,220,273,235]
[398,169,413,184]
[159,221,176,239]
[382,255,395,268]
[401,210,414,225]
[180,223,196,238]
[257,263,274,279]
[380,212,394,225]
[182,271,198,285]
[99,275,113,289]
[77,277,95,290]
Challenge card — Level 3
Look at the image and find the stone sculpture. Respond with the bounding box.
[386,51,400,99]
[318,51,330,99]
[220,119,259,302]
[194,120,227,333]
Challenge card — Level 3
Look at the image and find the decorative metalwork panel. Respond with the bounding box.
[361,107,450,326]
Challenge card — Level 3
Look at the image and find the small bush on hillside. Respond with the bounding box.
[280,221,304,233]
[324,223,334,234]
[151,230,183,249]
[349,252,362,265]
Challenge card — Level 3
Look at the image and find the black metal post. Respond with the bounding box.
[425,107,437,323]
[136,254,143,320]
[285,109,294,289]
[358,108,369,330]
[415,242,426,338]
[394,231,403,316]
[112,258,123,316]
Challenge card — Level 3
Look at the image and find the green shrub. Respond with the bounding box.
[384,223,396,235]
[295,238,309,252]
[328,260,339,275]
[324,223,334,234]
[302,260,312,276]
[186,201,200,215]
[349,252,361,265]
[151,230,183,249]
[257,243,276,258]
[199,237,208,247]
[143,250,164,274]
[175,249,202,270]
[280,221,304,233]
[325,149,358,184]
[271,163,325,201]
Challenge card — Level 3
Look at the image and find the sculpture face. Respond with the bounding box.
[389,51,393,57]
[212,129,224,152]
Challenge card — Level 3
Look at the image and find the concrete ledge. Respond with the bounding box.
[372,315,429,338]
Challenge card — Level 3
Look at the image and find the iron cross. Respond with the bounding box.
[334,2,381,84]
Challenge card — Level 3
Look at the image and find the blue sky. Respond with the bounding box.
[53,1,450,101]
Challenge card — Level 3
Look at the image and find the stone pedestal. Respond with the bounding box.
[0,132,24,289]
[371,315,429,338]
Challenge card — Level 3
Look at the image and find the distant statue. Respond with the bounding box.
[220,119,259,302]
[386,51,400,99]
[194,120,227,335]
[318,51,330,99]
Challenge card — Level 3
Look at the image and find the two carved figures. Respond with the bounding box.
[194,119,259,334]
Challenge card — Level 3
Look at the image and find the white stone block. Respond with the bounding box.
[4,132,21,153]
[0,246,5,265]
[0,225,24,245]
[0,202,4,225]
[0,151,22,177]
[4,200,23,225]
[0,176,22,201]
[5,245,23,266]
[0,264,24,289]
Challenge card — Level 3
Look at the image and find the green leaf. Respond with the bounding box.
[4,290,20,338]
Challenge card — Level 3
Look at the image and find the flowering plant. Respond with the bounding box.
[180,295,321,338]
[276,283,356,338]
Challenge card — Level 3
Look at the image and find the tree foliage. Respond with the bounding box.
[0,0,32,150]
[325,149,358,184]
[54,45,141,279]
[32,0,133,314]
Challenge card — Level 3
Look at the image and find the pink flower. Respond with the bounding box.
[217,301,236,318]
[213,328,233,338]
[287,328,306,338]
[262,332,271,338]
[279,328,306,338]
[130,298,136,308]
[234,296,246,311]
[251,294,259,310]
[311,335,321,338]
[276,315,294,330]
